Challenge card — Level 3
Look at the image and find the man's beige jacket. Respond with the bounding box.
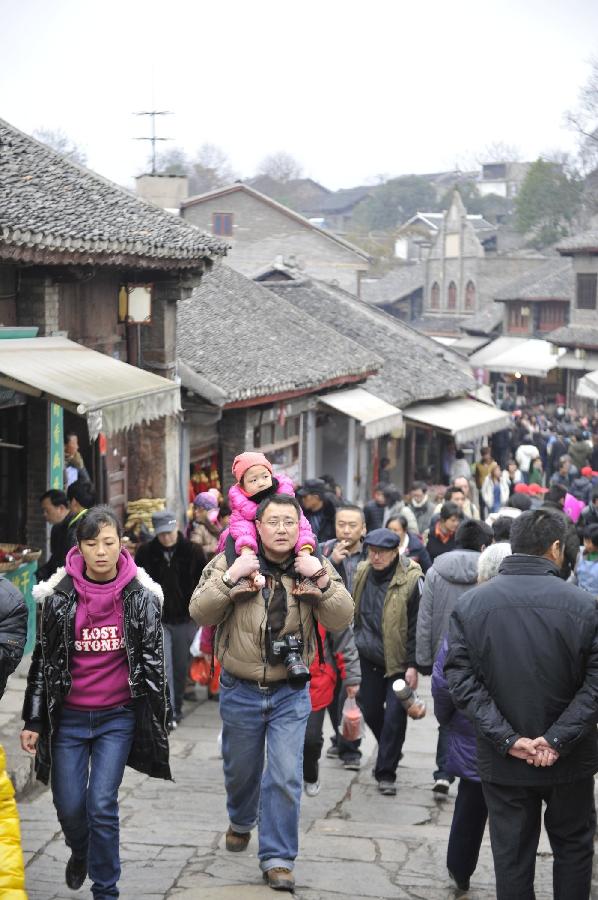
[189,554,354,682]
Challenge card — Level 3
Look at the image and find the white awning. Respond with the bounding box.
[577,370,598,401]
[0,336,181,439]
[468,335,519,367]
[403,397,511,445]
[318,387,403,440]
[469,336,564,378]
[557,351,598,371]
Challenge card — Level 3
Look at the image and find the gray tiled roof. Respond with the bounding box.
[264,279,475,409]
[307,186,372,215]
[177,263,380,404]
[557,231,598,255]
[400,212,495,235]
[360,263,424,306]
[460,306,504,336]
[546,324,598,350]
[0,118,226,268]
[410,315,468,337]
[494,258,572,301]
[246,176,332,214]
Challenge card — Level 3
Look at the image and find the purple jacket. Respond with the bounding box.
[432,638,479,781]
[227,473,316,555]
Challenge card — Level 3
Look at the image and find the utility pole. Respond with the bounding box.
[134,111,172,175]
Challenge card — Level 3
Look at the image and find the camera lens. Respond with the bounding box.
[284,652,311,688]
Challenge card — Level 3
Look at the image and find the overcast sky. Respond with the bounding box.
[1,0,597,190]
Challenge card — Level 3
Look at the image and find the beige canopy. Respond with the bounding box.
[0,336,181,439]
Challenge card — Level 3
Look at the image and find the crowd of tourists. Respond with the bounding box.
[0,407,597,897]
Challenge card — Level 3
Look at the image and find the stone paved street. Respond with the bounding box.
[13,678,598,899]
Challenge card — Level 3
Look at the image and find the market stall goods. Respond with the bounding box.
[0,544,41,573]
[124,498,166,539]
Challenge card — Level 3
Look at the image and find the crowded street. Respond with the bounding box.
[17,677,588,900]
[3,4,598,898]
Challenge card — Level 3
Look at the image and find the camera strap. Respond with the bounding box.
[311,609,325,667]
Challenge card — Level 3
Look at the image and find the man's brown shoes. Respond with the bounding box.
[263,867,295,892]
[225,826,251,852]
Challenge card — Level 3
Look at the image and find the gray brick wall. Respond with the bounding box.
[182,191,368,295]
[16,276,59,334]
[425,254,553,316]
[570,256,598,326]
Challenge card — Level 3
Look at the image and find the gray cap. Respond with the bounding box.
[362,528,400,550]
[152,510,178,535]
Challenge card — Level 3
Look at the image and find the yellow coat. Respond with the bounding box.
[0,744,26,898]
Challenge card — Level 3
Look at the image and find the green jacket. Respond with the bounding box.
[353,556,422,677]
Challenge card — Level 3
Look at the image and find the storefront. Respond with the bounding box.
[0,335,182,547]
[469,336,567,406]
[249,401,304,486]
[316,387,404,503]
[403,396,511,486]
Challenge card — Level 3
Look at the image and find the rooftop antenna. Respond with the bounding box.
[134,111,173,175]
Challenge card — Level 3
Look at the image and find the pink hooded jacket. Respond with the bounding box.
[227,473,316,555]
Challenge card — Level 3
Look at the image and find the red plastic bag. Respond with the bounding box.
[189,656,221,695]
[341,697,363,741]
[189,656,211,686]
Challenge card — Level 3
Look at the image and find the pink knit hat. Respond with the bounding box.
[231,451,273,483]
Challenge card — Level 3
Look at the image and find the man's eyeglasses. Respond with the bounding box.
[262,518,298,530]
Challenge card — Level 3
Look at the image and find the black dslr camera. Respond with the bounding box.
[270,635,311,688]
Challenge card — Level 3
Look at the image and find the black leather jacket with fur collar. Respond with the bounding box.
[22,566,171,785]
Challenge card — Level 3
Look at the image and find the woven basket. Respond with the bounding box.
[0,544,42,572]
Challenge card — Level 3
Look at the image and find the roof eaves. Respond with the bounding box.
[222,371,378,409]
[0,227,225,268]
[0,119,227,261]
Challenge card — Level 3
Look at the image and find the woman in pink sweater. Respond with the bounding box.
[21,506,169,898]
[224,451,320,601]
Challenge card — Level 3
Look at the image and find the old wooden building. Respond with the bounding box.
[0,117,226,546]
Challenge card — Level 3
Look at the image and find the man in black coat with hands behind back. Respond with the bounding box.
[445,508,598,900]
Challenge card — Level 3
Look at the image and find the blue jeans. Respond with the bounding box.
[218,670,311,872]
[51,704,136,899]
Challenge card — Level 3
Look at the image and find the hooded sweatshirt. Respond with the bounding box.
[64,547,137,711]
[415,549,481,669]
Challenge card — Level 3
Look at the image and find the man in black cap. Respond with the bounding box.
[352,528,424,795]
[135,510,206,727]
[297,478,338,542]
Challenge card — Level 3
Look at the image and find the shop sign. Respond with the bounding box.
[49,403,64,490]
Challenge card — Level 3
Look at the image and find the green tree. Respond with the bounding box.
[439,180,484,214]
[515,158,582,248]
[352,175,437,232]
[439,181,509,222]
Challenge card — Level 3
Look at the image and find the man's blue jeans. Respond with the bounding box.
[51,704,136,899]
[219,670,311,872]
